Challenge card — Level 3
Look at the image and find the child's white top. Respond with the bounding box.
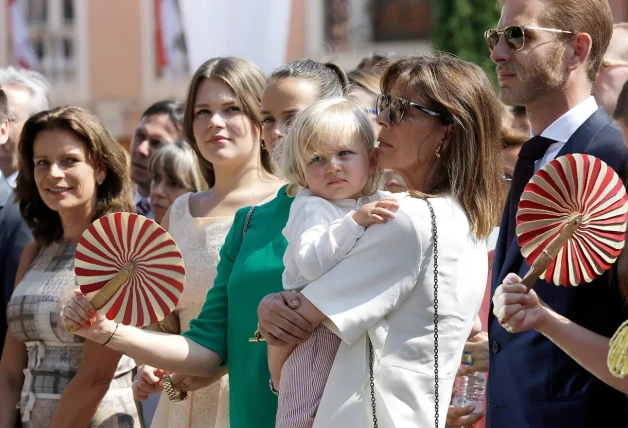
[282,188,392,291]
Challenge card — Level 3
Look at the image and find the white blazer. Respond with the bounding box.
[301,194,488,428]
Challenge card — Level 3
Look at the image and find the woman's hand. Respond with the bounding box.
[446,404,485,427]
[61,289,116,343]
[257,291,312,346]
[170,373,215,394]
[133,365,167,401]
[492,273,549,334]
[458,332,489,376]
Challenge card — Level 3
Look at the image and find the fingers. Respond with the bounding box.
[447,405,485,427]
[371,207,396,220]
[492,282,527,305]
[275,293,312,333]
[494,303,524,324]
[257,293,312,345]
[447,404,475,419]
[134,366,165,398]
[73,291,97,317]
[62,304,93,329]
[503,273,523,285]
[62,293,96,329]
[170,373,187,390]
[61,308,83,334]
[259,330,293,346]
[376,198,400,210]
[283,291,300,309]
[258,318,304,345]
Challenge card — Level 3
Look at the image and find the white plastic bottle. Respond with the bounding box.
[451,352,485,414]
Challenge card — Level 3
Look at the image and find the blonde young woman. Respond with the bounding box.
[133,57,284,428]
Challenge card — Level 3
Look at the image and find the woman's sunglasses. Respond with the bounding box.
[484,25,574,53]
[376,94,450,125]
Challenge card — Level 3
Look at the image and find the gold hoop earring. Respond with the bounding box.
[435,146,442,159]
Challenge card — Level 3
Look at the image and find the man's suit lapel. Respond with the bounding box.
[495,107,611,283]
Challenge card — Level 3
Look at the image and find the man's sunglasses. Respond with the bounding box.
[376,94,451,125]
[484,25,574,53]
[601,58,628,69]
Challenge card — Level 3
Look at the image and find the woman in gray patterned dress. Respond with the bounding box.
[0,106,140,427]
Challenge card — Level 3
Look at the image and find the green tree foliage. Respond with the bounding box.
[432,0,501,82]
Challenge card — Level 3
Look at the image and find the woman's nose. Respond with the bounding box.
[150,181,165,197]
[49,163,64,178]
[208,112,226,129]
[272,125,284,142]
[376,108,391,128]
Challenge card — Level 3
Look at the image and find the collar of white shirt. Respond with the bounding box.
[134,185,150,205]
[6,171,17,188]
[532,96,599,171]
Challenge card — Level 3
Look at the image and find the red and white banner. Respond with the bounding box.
[7,0,38,69]
[154,0,187,78]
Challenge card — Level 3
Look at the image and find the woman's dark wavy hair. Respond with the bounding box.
[381,54,503,240]
[15,106,135,245]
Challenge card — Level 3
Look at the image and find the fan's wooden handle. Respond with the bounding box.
[521,214,583,291]
[66,264,133,333]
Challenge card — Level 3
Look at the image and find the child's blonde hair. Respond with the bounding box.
[277,98,380,197]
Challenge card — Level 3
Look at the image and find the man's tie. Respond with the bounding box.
[506,135,555,251]
[136,198,150,217]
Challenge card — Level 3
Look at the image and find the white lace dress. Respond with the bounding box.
[151,193,233,428]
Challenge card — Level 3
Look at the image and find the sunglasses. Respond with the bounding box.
[601,58,628,69]
[376,94,450,125]
[484,25,574,53]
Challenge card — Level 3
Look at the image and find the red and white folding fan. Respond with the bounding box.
[73,212,185,327]
[515,153,628,290]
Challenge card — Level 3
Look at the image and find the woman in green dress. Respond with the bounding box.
[60,59,348,428]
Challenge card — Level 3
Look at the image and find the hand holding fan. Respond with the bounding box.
[515,153,628,290]
[71,212,185,329]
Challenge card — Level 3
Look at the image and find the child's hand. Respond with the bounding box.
[353,197,399,228]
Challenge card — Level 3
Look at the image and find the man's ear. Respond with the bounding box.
[567,33,592,72]
[0,119,8,146]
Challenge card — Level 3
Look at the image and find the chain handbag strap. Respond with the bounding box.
[242,205,257,241]
[424,198,440,428]
[368,198,439,428]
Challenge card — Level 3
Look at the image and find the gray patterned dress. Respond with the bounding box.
[6,242,140,427]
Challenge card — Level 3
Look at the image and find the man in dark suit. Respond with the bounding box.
[447,1,628,427]
[0,89,32,348]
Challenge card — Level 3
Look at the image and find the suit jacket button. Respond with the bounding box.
[490,340,501,354]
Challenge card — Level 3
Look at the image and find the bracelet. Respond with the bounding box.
[103,323,119,346]
[163,374,188,402]
[269,377,279,396]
